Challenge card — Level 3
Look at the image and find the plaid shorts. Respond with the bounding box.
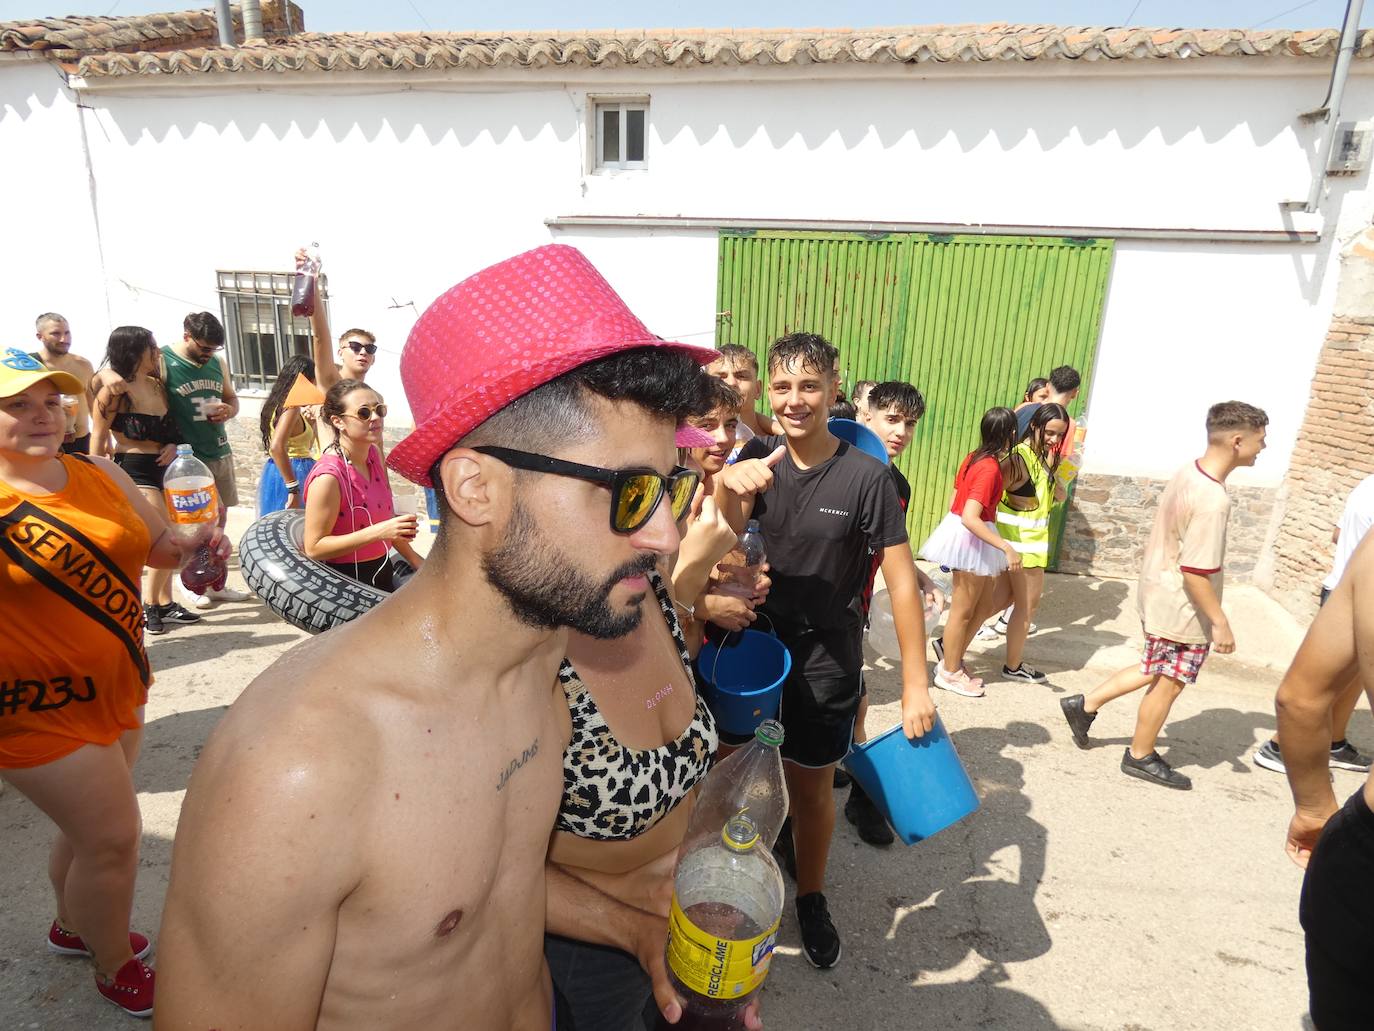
[1141,635,1210,685]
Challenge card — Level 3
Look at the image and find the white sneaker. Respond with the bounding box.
[995,616,1037,635]
[934,665,985,698]
[974,625,999,642]
[204,585,252,603]
[179,583,212,610]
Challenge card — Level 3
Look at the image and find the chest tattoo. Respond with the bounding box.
[496,737,539,792]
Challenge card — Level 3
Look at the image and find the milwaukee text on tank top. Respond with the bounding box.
[161,346,231,461]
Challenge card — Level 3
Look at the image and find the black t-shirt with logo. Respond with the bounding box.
[738,435,908,636]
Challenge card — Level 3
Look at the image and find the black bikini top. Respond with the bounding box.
[112,410,181,445]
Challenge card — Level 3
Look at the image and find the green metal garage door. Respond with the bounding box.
[716,230,1114,560]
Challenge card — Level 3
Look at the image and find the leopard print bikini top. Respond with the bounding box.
[556,570,718,841]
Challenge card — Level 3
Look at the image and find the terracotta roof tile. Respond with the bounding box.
[1,11,1368,78]
[0,1,300,53]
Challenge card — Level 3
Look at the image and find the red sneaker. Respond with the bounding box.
[48,921,152,961]
[95,957,155,1018]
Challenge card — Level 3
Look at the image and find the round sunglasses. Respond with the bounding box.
[343,403,387,421]
[472,446,700,534]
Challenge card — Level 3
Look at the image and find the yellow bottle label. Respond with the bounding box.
[665,896,780,1000]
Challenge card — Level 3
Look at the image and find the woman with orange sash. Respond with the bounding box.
[0,347,224,1018]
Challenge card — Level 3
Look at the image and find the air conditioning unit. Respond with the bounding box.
[1328,121,1373,176]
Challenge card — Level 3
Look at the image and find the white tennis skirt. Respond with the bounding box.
[919,512,1009,577]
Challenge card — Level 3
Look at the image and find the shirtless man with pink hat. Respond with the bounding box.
[157,244,718,1030]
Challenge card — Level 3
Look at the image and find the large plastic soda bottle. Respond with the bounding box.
[163,445,219,545]
[654,813,785,1031]
[291,244,320,317]
[683,719,788,853]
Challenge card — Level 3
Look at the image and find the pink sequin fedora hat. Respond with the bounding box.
[388,244,720,486]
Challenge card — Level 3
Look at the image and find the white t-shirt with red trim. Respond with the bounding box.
[1137,461,1231,645]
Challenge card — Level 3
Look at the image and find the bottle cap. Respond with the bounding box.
[754,719,784,748]
[176,444,192,454]
[722,814,760,852]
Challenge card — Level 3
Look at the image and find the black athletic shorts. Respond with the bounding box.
[326,555,395,594]
[114,451,165,490]
[1300,786,1374,1030]
[718,624,864,768]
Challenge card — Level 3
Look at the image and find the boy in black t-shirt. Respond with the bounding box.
[718,335,937,970]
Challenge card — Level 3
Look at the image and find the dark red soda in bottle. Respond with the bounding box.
[181,543,226,593]
[292,245,319,317]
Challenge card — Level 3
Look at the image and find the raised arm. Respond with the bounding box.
[300,250,340,391]
[157,716,363,1029]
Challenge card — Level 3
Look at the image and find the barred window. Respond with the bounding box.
[216,270,327,393]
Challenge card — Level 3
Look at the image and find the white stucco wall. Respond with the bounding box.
[2,57,1371,490]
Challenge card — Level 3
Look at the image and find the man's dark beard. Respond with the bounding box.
[483,501,657,640]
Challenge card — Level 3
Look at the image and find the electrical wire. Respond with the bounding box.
[1250,0,1322,29]
[1123,2,1145,25]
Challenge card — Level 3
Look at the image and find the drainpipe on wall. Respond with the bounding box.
[1300,0,1365,213]
[242,0,265,42]
[213,0,235,47]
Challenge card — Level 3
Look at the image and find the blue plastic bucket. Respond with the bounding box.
[843,716,979,844]
[827,418,889,465]
[697,629,791,736]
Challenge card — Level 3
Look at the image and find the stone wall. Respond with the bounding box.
[221,416,428,513]
[1261,276,1374,616]
[1058,472,1277,583]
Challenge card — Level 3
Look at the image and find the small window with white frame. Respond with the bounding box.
[591,97,649,171]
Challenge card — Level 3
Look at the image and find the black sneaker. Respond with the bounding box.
[795,892,842,969]
[161,602,202,626]
[844,781,894,846]
[931,636,945,664]
[1329,740,1373,772]
[143,604,166,636]
[832,767,852,789]
[1003,664,1047,684]
[1059,694,1096,749]
[1120,748,1192,790]
[772,819,797,882]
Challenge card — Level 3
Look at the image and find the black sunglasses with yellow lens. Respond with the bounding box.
[472,446,700,534]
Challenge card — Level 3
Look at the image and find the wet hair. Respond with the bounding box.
[1049,366,1081,394]
[766,332,838,378]
[104,326,157,381]
[1206,401,1268,436]
[183,311,225,346]
[428,347,715,522]
[698,374,742,418]
[260,354,317,451]
[867,381,926,422]
[964,406,1020,470]
[339,328,376,346]
[35,312,67,329]
[852,379,878,406]
[1023,377,1050,402]
[1024,402,1070,476]
[714,344,759,374]
[829,400,858,421]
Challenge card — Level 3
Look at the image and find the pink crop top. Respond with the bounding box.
[303,446,392,564]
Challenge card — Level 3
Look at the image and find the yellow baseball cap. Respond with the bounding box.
[0,347,83,398]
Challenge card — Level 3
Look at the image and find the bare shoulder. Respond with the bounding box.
[196,635,383,804]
